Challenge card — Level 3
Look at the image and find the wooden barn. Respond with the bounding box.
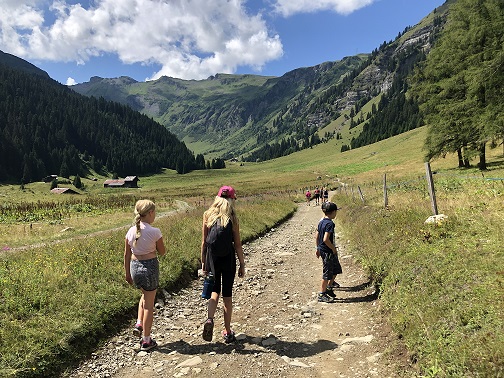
[50,188,79,194]
[103,176,139,188]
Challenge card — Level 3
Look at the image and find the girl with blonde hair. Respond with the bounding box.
[124,199,166,351]
[201,186,245,343]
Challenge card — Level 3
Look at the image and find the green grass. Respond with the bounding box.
[0,196,296,377]
[334,171,503,377]
[0,125,502,377]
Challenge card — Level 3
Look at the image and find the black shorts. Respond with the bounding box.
[321,252,342,280]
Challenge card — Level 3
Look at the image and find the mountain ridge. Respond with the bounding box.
[70,3,448,160]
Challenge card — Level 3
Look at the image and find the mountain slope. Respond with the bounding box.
[0,63,202,183]
[72,56,367,158]
[0,50,50,78]
[70,3,449,161]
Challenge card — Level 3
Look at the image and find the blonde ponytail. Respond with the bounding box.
[132,199,156,247]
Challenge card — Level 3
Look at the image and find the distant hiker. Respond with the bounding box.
[315,201,342,303]
[124,199,166,351]
[314,187,321,205]
[323,187,329,203]
[201,186,246,343]
[305,189,311,206]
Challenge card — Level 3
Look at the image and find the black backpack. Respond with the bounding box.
[206,218,234,257]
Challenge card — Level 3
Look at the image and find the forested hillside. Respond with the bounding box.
[0,64,204,184]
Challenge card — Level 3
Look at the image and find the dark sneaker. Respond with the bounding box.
[318,292,335,303]
[328,282,340,289]
[325,289,336,298]
[202,318,214,342]
[133,323,143,338]
[222,330,236,344]
[140,338,157,351]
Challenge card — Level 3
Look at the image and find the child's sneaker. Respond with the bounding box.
[318,292,335,303]
[202,318,214,341]
[140,338,157,351]
[328,282,340,289]
[132,323,143,337]
[222,330,236,344]
[325,289,336,298]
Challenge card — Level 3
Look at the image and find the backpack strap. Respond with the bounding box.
[206,241,216,276]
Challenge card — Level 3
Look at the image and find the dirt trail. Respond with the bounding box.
[67,198,413,378]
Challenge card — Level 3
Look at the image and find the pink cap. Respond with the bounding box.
[218,185,236,199]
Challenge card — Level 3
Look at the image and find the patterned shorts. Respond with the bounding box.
[130,258,159,291]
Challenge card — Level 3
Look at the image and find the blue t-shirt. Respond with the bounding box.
[317,217,335,255]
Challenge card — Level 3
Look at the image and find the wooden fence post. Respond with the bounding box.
[357,186,365,203]
[425,162,438,215]
[383,173,388,208]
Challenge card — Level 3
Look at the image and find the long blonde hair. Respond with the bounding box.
[133,199,156,246]
[204,196,238,229]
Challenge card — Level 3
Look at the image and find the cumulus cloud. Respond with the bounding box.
[273,0,375,17]
[0,0,283,80]
[66,77,77,86]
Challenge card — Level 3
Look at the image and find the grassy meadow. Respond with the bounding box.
[0,125,503,377]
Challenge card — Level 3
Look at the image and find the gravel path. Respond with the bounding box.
[66,199,414,378]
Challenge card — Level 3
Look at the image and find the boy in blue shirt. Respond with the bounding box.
[315,202,342,303]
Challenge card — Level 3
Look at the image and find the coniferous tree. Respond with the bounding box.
[413,0,504,169]
[73,174,82,189]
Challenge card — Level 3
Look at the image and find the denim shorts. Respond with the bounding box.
[130,258,159,291]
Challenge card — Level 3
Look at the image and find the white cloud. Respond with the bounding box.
[0,0,283,80]
[273,0,375,17]
[66,77,77,86]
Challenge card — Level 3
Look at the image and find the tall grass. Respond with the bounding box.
[0,195,296,377]
[335,175,503,377]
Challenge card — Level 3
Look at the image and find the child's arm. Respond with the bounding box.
[232,222,246,278]
[314,230,320,258]
[156,236,166,256]
[124,239,133,284]
[201,215,208,273]
[323,232,338,255]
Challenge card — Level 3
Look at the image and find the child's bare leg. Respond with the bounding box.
[137,294,145,326]
[320,279,329,293]
[207,292,219,320]
[141,289,157,338]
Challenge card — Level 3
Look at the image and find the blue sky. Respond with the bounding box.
[0,0,446,85]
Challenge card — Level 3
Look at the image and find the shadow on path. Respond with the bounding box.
[155,337,337,359]
[335,281,379,303]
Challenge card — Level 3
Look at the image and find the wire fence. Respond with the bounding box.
[332,163,504,215]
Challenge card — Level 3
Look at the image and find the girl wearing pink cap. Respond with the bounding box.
[201,186,245,343]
